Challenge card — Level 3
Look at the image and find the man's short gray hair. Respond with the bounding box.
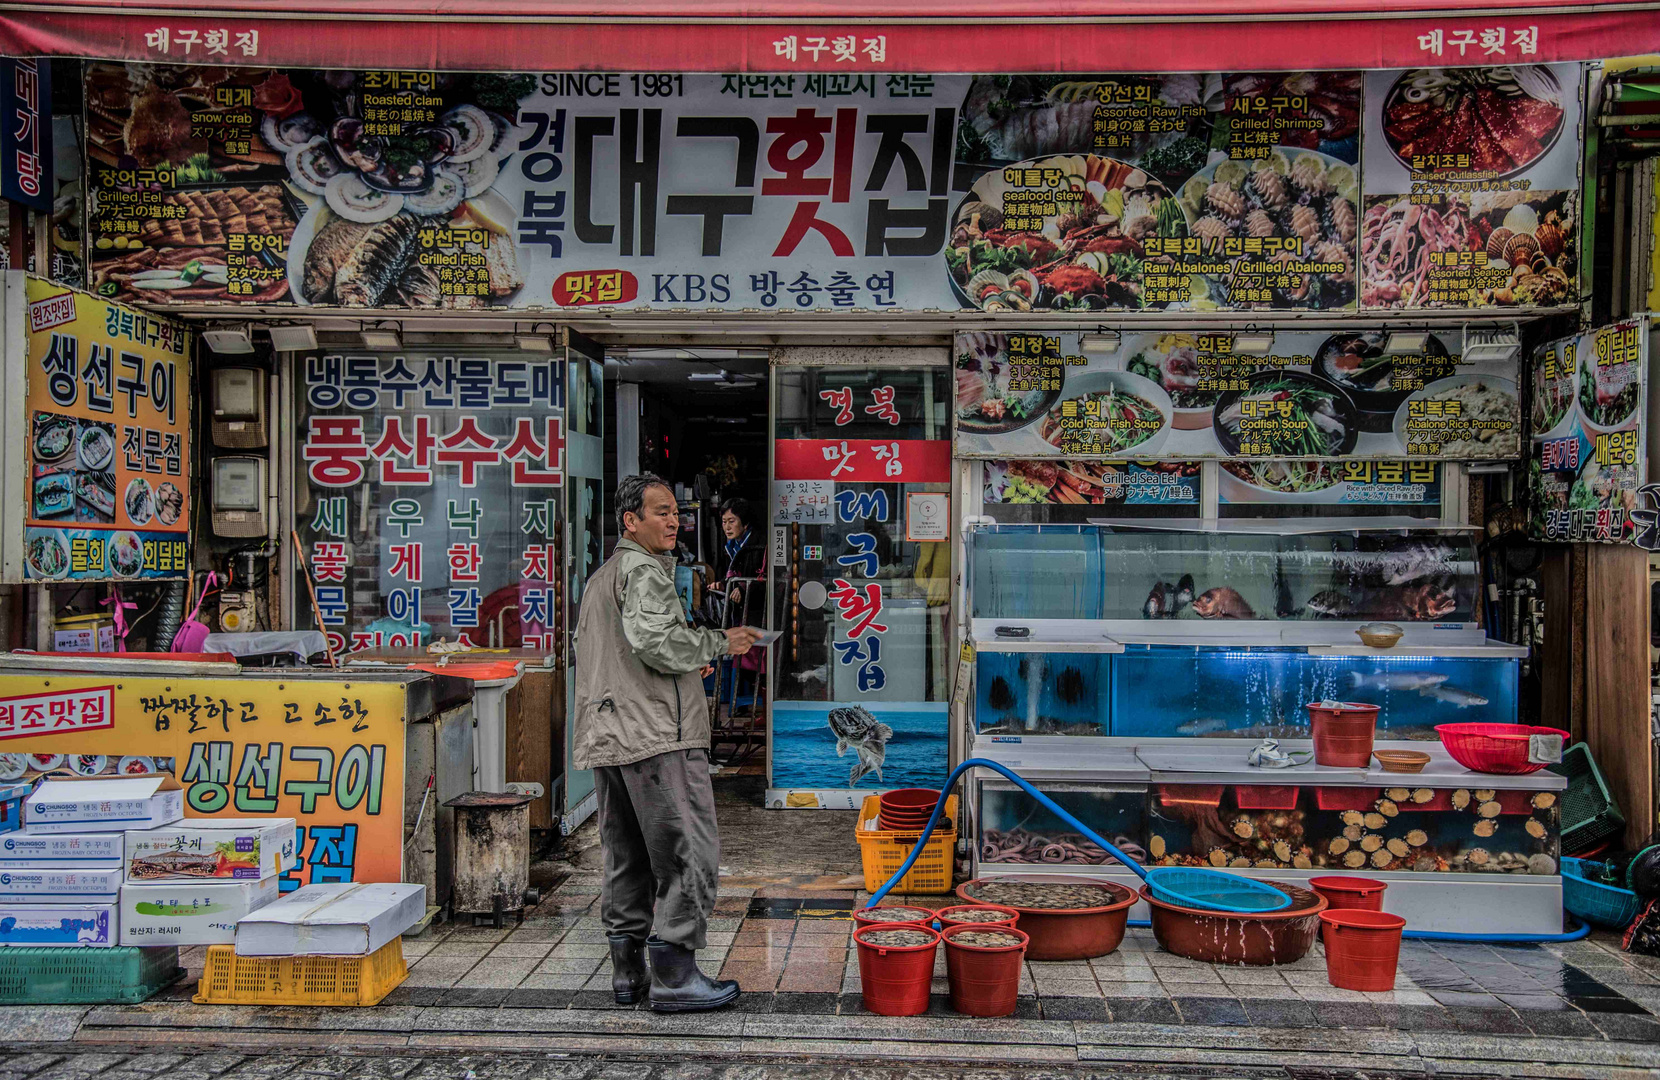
[616,473,672,535]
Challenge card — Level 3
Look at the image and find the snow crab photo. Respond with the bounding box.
[948,153,1192,311]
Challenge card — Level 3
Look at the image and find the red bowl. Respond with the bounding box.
[1436,724,1569,775]
[879,788,941,811]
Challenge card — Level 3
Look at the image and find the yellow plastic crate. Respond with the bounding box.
[856,794,957,895]
[193,938,407,1006]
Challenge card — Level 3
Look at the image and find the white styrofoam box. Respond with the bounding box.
[120,875,280,946]
[124,818,295,882]
[0,866,123,902]
[0,901,117,946]
[0,828,123,866]
[236,882,426,956]
[25,775,184,833]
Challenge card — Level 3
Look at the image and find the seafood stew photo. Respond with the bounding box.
[948,153,1191,311]
[1381,67,1564,179]
[1214,371,1358,457]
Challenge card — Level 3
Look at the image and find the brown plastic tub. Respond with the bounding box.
[1141,880,1327,966]
[955,876,1136,960]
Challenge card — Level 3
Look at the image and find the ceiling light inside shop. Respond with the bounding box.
[1384,331,1430,355]
[1462,328,1521,364]
[1081,332,1121,355]
[361,324,402,350]
[1231,330,1275,354]
[265,324,318,352]
[688,370,730,382]
[202,326,254,355]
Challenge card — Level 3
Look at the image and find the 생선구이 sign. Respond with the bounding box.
[4,274,191,584]
[82,62,1582,315]
[0,674,406,890]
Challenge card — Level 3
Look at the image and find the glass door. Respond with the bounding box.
[562,332,606,831]
[767,360,954,809]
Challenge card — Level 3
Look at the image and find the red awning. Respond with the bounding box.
[3,0,1659,73]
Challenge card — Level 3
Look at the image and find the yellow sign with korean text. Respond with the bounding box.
[0,673,404,889]
[21,274,190,582]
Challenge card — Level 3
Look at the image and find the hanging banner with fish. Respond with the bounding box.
[954,329,1521,462]
[80,62,1583,315]
[1528,317,1651,545]
[8,273,191,584]
[1359,64,1581,311]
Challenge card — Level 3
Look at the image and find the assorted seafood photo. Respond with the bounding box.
[86,63,531,308]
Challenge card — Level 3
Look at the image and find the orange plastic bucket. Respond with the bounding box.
[1309,876,1387,945]
[1307,701,1380,767]
[941,924,1028,1017]
[854,923,940,1016]
[1320,909,1406,992]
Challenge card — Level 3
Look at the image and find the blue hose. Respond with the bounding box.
[873,757,1289,913]
[872,757,1595,944]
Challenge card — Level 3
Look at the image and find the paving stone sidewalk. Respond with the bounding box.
[21,871,1654,1078]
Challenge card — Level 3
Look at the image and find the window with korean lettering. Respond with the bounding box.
[296,352,566,655]
[772,366,952,705]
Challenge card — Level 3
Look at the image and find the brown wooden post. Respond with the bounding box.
[1583,544,1656,847]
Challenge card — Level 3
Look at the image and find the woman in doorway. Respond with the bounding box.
[717,498,764,621]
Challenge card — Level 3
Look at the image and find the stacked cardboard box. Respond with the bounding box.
[119,817,294,947]
[0,775,187,947]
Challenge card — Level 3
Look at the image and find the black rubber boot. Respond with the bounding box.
[607,933,648,1004]
[646,936,740,1013]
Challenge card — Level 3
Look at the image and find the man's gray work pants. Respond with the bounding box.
[594,747,719,950]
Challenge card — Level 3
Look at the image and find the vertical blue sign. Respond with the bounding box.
[0,58,50,212]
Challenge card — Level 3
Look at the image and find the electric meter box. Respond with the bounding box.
[211,456,268,538]
[211,367,268,449]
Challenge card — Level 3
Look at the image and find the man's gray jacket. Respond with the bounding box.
[573,538,729,770]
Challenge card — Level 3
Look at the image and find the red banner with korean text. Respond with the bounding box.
[774,438,951,483]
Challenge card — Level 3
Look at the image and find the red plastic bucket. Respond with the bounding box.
[1307,702,1380,767]
[853,905,936,930]
[935,904,1020,930]
[1309,876,1386,945]
[854,922,940,1016]
[941,924,1028,1017]
[1321,909,1406,992]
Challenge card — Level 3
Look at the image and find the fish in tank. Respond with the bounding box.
[978,782,1147,865]
[975,651,1109,735]
[1110,645,1517,738]
[1147,784,1558,874]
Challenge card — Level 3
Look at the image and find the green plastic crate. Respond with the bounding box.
[1548,743,1625,854]
[0,946,182,1004]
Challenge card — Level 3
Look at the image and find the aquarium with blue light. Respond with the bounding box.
[1109,646,1518,739]
[974,650,1111,736]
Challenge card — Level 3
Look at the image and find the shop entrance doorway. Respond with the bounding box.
[612,347,771,771]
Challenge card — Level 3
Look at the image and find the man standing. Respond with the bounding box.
[574,474,761,1013]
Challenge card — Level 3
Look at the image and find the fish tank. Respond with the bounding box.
[975,650,1111,736]
[1147,784,1558,875]
[1109,645,1518,738]
[976,780,1148,867]
[970,522,1482,623]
